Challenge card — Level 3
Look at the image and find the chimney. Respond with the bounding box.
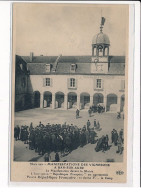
[30,52,34,62]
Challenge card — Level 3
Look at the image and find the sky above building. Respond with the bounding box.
[13,3,128,56]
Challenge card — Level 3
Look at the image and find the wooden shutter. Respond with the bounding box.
[102,79,104,89]
[94,77,97,89]
[75,78,77,88]
[50,78,52,87]
[67,78,70,88]
[43,78,46,87]
[121,80,125,90]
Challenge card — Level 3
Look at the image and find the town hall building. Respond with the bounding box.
[15,20,125,113]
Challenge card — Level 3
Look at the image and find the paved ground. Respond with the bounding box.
[14,108,124,162]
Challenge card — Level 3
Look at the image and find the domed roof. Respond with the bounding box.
[92,32,110,45]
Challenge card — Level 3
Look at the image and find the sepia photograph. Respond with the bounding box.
[10,3,131,183]
[12,3,127,164]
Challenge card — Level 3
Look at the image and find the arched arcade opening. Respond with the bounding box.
[93,93,104,105]
[107,93,117,112]
[55,92,64,109]
[33,91,40,108]
[43,91,52,108]
[68,92,77,109]
[80,92,90,109]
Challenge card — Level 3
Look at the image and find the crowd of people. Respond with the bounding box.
[14,119,124,162]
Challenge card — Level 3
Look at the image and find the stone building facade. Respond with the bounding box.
[15,28,125,112]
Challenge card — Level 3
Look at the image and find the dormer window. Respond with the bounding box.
[46,64,51,72]
[70,64,76,73]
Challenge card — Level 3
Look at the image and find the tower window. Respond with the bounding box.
[98,45,103,56]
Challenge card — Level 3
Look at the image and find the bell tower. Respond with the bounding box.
[91,17,110,73]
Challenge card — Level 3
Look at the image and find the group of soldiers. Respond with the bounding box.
[90,104,105,114]
[76,104,105,119]
[14,119,124,161]
[14,120,99,157]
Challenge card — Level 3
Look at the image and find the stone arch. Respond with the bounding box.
[43,91,52,108]
[68,92,77,109]
[93,93,104,105]
[80,92,90,109]
[33,91,40,108]
[107,93,117,111]
[98,45,103,56]
[55,91,65,108]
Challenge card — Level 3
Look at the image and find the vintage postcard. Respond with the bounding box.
[11,3,129,183]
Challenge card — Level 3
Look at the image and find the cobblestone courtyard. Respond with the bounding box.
[14,108,124,162]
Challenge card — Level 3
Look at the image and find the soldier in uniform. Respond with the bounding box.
[94,119,97,128]
[88,108,92,117]
[113,129,118,146]
[104,135,109,150]
[116,136,123,154]
[29,122,33,132]
[95,136,104,152]
[85,129,90,144]
[76,109,79,119]
[14,126,18,141]
[87,120,91,131]
[55,152,60,162]
[119,128,124,143]
[44,152,51,162]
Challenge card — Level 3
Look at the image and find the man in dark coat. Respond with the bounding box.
[88,108,92,117]
[104,135,109,150]
[113,130,118,146]
[76,109,79,119]
[87,120,91,131]
[55,152,60,162]
[94,119,97,128]
[119,129,124,143]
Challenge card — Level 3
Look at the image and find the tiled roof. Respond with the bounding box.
[108,63,125,75]
[22,55,125,75]
[109,56,125,63]
[22,55,92,63]
[56,63,91,74]
[22,55,125,64]
[21,56,57,63]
